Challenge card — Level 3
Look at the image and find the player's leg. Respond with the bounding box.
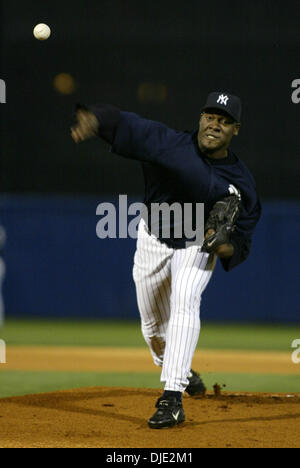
[133,219,173,367]
[160,247,216,393]
[148,247,216,429]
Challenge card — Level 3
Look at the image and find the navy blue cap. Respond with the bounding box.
[202,92,242,122]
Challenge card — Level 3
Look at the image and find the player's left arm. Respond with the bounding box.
[215,241,235,259]
[203,228,234,259]
[219,199,262,271]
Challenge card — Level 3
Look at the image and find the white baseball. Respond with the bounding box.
[33,23,51,41]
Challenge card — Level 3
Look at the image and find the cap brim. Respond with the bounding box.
[202,105,239,122]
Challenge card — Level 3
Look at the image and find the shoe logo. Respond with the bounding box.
[206,239,215,248]
[172,410,180,421]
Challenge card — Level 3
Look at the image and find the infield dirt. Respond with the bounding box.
[1,346,299,448]
[3,346,299,374]
[0,387,300,448]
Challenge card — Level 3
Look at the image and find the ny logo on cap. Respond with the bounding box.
[217,94,229,106]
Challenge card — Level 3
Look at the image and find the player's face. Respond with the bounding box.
[197,111,240,158]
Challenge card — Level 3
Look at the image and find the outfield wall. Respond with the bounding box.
[0,195,299,322]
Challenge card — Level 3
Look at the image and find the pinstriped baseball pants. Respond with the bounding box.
[133,219,217,393]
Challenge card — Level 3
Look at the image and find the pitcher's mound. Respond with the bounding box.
[0,387,299,448]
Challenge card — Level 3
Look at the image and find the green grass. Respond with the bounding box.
[0,371,163,398]
[0,319,145,347]
[0,319,299,352]
[0,370,299,399]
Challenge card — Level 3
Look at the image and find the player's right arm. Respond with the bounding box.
[71,103,120,144]
[71,103,188,164]
[71,108,99,143]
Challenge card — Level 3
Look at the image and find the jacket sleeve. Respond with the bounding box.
[76,103,121,144]
[78,103,188,164]
[111,111,188,164]
[220,198,262,272]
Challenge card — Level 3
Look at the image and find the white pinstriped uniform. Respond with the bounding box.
[133,218,217,393]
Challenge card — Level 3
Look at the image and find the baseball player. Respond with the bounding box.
[71,91,261,429]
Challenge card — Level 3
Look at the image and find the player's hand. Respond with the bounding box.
[204,229,234,259]
[71,109,99,143]
[214,243,234,259]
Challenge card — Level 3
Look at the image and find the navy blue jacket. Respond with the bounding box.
[85,103,262,272]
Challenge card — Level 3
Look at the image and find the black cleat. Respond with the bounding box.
[185,369,206,396]
[148,396,185,429]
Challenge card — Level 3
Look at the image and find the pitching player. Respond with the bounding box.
[71,92,261,429]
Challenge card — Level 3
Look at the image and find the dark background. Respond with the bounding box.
[0,1,299,322]
[0,0,299,199]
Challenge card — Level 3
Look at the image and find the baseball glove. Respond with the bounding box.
[201,191,242,253]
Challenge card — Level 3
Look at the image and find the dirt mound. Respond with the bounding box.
[0,387,300,448]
